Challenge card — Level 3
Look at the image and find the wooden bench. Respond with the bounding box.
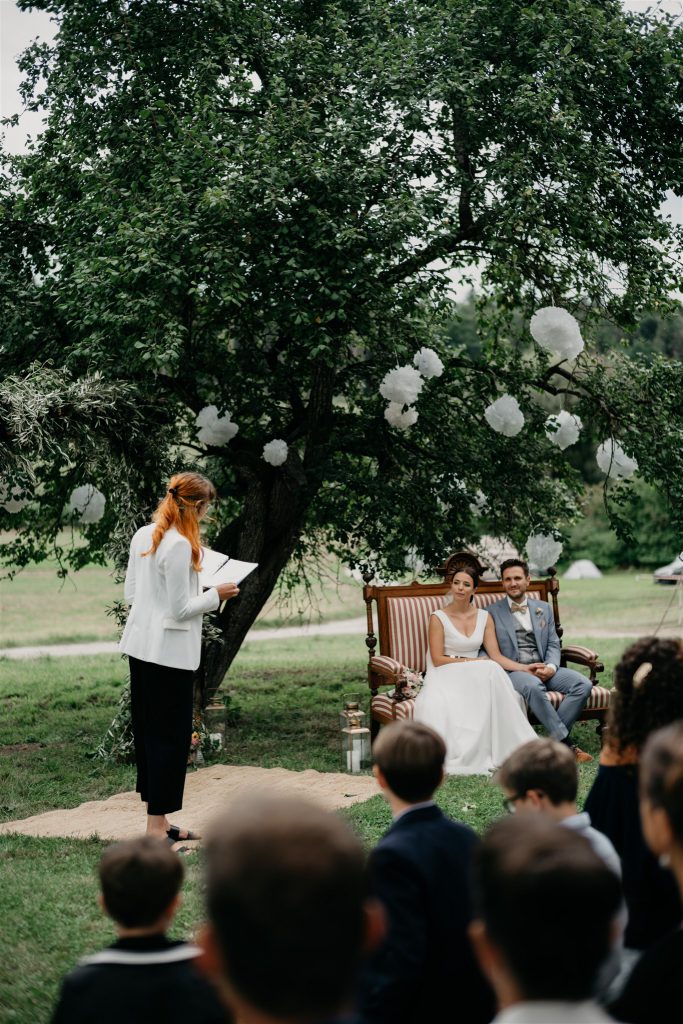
[363,553,610,741]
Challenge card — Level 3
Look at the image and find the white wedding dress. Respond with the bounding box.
[413,609,538,775]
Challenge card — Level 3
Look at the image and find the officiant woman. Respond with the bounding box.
[119,472,239,845]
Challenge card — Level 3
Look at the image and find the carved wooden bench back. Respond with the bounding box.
[365,578,558,673]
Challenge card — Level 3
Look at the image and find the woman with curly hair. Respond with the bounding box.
[610,721,683,1022]
[585,637,683,950]
[119,471,240,846]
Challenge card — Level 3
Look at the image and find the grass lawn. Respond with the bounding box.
[0,633,630,1022]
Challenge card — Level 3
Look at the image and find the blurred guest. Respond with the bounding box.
[497,738,627,1001]
[200,795,383,1024]
[585,637,683,949]
[51,836,225,1024]
[610,722,683,1022]
[497,737,621,874]
[357,721,495,1024]
[470,816,622,1023]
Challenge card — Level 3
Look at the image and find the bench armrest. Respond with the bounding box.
[561,644,604,685]
[369,654,405,693]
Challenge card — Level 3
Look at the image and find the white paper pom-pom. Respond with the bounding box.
[196,405,239,446]
[530,307,584,361]
[263,439,288,466]
[379,365,424,406]
[404,548,425,576]
[596,439,638,479]
[545,410,583,450]
[384,402,418,430]
[484,394,525,437]
[413,347,444,379]
[0,484,30,514]
[526,533,563,571]
[68,484,106,524]
[469,490,488,515]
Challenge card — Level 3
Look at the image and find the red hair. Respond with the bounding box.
[142,472,216,571]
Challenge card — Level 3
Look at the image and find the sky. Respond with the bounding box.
[0,1,680,236]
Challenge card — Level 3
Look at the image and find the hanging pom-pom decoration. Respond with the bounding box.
[263,439,288,466]
[469,490,488,515]
[484,394,525,437]
[379,365,424,406]
[0,484,30,514]
[68,484,106,524]
[413,347,444,379]
[545,410,583,450]
[596,439,638,479]
[196,405,239,445]
[404,548,425,576]
[384,403,418,430]
[526,533,563,571]
[530,307,584,361]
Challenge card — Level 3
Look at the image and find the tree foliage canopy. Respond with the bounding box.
[1,0,682,687]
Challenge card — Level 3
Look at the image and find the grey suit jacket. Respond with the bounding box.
[487,597,562,667]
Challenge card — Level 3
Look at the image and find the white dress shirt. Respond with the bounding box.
[119,524,220,671]
[506,595,557,674]
[493,1000,613,1023]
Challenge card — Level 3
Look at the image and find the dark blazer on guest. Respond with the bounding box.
[357,804,495,1024]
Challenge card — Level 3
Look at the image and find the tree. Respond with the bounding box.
[1,0,682,701]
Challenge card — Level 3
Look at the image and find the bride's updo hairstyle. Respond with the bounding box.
[142,471,216,572]
[447,562,480,603]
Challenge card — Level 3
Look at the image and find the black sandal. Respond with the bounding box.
[166,825,201,843]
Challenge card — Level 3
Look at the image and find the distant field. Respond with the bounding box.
[0,550,364,647]
[1,541,681,648]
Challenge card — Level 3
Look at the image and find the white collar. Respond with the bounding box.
[494,1000,612,1023]
[506,595,530,609]
[393,800,436,821]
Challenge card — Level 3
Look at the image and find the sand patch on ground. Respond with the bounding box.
[0,764,378,842]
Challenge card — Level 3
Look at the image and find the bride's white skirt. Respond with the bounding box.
[414,660,538,775]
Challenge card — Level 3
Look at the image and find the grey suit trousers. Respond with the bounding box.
[507,667,592,741]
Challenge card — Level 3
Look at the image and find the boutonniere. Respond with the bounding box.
[534,607,547,629]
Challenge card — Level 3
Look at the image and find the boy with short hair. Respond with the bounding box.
[357,720,495,1024]
[51,836,225,1024]
[470,816,622,1023]
[496,738,621,874]
[200,794,382,1024]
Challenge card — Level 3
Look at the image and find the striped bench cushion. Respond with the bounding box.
[371,683,612,726]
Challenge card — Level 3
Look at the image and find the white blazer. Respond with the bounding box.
[119,524,220,671]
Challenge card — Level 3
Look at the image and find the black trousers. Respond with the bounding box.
[129,655,194,816]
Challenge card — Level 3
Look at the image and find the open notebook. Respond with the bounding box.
[199,547,258,590]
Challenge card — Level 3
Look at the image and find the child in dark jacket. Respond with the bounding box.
[51,836,226,1024]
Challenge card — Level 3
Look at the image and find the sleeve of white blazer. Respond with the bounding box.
[160,536,220,620]
[123,534,138,605]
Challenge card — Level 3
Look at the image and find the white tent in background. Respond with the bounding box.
[563,559,603,580]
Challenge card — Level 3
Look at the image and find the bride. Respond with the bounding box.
[414,562,539,775]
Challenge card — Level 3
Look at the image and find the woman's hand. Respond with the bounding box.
[216,582,240,601]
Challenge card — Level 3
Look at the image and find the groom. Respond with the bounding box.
[487,558,593,764]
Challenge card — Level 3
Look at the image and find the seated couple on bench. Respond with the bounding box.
[413,556,594,774]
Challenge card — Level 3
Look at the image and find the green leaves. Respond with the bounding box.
[1,0,681,608]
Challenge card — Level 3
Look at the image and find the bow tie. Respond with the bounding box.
[510,602,528,613]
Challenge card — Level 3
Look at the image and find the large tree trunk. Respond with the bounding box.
[195,361,336,706]
[195,471,308,706]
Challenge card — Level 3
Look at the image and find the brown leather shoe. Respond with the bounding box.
[574,746,594,764]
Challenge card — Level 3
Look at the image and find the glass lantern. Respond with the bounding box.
[204,699,227,750]
[340,700,371,773]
